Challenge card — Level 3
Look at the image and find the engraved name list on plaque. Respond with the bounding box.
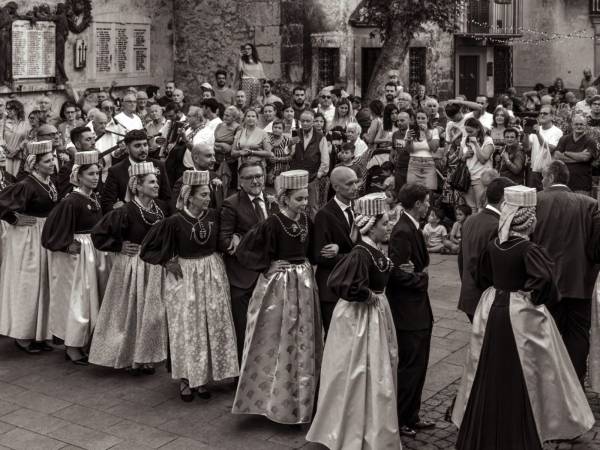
[11,20,56,79]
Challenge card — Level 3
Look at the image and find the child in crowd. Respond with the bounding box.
[371,161,395,192]
[385,187,403,229]
[336,142,366,186]
[423,208,447,253]
[443,204,472,254]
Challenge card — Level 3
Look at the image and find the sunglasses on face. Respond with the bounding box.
[240,174,264,180]
[321,95,331,99]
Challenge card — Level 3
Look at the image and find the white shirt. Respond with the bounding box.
[112,112,144,133]
[485,204,501,216]
[528,125,563,172]
[182,117,223,169]
[315,104,335,130]
[445,116,468,145]
[247,192,268,218]
[575,100,591,116]
[404,211,420,230]
[353,137,368,159]
[333,196,353,225]
[478,111,494,131]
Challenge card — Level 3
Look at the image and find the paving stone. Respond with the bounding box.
[52,405,122,431]
[105,420,177,448]
[110,385,176,407]
[47,424,122,450]
[158,437,209,449]
[102,442,153,450]
[0,382,26,400]
[0,400,18,417]
[0,428,64,450]
[431,326,454,338]
[6,391,71,414]
[0,421,14,434]
[1,408,69,434]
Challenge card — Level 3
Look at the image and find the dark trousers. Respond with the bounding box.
[526,171,543,191]
[230,283,256,363]
[549,297,591,384]
[466,313,474,324]
[396,328,432,426]
[320,301,337,336]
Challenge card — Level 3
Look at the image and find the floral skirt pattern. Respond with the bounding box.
[164,255,239,388]
[232,261,323,424]
[89,253,168,368]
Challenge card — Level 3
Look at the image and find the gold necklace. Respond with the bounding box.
[29,174,58,202]
[180,210,213,245]
[275,211,308,242]
[356,242,392,273]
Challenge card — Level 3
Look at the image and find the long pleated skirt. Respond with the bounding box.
[453,288,594,448]
[48,234,111,347]
[232,261,323,424]
[307,294,402,450]
[164,255,239,388]
[0,218,51,340]
[88,253,168,368]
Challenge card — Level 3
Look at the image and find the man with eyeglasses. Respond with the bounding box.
[553,114,599,196]
[526,105,563,190]
[314,88,335,131]
[587,95,600,127]
[219,162,277,361]
[292,86,310,120]
[105,93,144,156]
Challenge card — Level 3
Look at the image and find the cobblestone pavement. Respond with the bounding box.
[0,254,597,449]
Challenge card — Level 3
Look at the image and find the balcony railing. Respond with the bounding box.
[457,0,523,35]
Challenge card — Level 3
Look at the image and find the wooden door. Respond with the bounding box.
[458,55,479,101]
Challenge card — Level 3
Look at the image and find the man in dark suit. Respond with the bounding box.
[458,177,516,322]
[219,162,277,361]
[532,160,600,384]
[171,143,223,210]
[312,166,359,332]
[386,183,434,437]
[100,129,171,213]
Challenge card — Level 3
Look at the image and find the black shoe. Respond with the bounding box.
[399,426,416,437]
[179,380,194,402]
[14,340,41,354]
[413,420,436,429]
[32,341,54,352]
[64,352,89,366]
[196,386,211,399]
[140,365,155,375]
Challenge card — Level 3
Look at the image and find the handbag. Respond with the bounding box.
[449,158,471,193]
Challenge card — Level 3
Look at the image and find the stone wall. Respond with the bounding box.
[173,0,294,105]
[0,0,174,117]
[512,0,592,91]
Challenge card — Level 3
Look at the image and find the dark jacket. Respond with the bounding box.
[458,207,500,315]
[312,198,356,304]
[218,190,278,289]
[100,158,171,214]
[532,185,600,299]
[386,213,433,331]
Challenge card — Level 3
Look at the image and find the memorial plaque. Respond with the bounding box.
[95,26,113,73]
[115,26,129,73]
[133,28,148,72]
[11,20,56,79]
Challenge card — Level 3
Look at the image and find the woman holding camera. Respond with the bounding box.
[461,118,494,212]
[406,109,440,191]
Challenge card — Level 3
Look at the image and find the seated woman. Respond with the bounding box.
[453,185,594,450]
[307,193,401,450]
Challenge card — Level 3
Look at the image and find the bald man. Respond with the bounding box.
[171,142,223,210]
[172,89,189,114]
[311,166,360,332]
[104,93,144,157]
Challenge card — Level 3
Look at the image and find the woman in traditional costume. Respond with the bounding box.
[232,169,323,424]
[452,185,594,450]
[140,170,238,401]
[42,151,110,365]
[89,162,168,373]
[0,141,58,353]
[306,193,401,450]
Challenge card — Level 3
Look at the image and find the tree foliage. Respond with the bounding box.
[361,0,466,100]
